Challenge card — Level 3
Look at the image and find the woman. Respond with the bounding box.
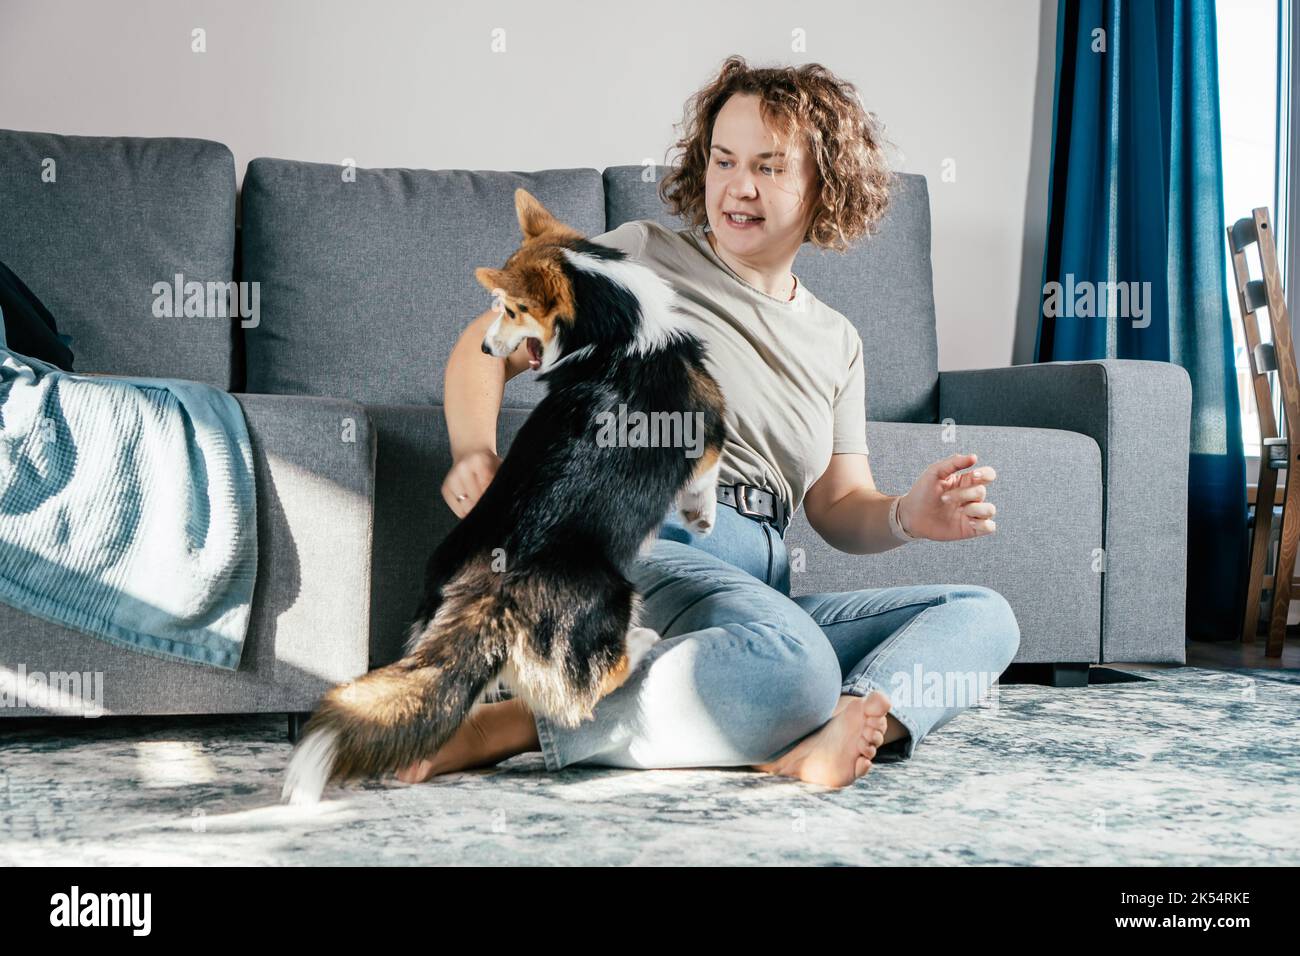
[398,57,1020,789]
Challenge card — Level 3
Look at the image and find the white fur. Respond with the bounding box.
[676,457,722,535]
[637,528,661,557]
[281,727,340,806]
[483,310,548,361]
[560,247,694,356]
[539,337,594,373]
[629,590,646,630]
[476,659,518,704]
[625,626,662,672]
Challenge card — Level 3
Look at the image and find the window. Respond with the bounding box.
[1220,0,1289,460]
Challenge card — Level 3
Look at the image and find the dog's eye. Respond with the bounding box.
[519,304,529,313]
[505,307,515,318]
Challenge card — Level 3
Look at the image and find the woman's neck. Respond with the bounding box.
[705,227,798,301]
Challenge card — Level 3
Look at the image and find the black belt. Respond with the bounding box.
[716,482,789,534]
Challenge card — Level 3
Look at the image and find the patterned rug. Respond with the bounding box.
[2,665,1297,865]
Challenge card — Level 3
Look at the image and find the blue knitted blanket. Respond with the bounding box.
[0,332,257,670]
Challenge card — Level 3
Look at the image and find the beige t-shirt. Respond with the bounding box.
[587,218,870,518]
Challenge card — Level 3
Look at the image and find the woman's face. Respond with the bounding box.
[704,92,819,262]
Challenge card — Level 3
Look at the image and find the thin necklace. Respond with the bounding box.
[705,226,798,301]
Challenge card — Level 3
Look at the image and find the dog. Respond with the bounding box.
[281,188,727,804]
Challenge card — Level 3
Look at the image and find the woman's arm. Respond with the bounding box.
[803,454,909,554]
[803,451,998,554]
[440,307,533,516]
[443,306,516,458]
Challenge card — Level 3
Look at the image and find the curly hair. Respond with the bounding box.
[658,56,894,253]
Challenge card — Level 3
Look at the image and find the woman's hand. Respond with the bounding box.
[442,448,503,518]
[897,452,997,542]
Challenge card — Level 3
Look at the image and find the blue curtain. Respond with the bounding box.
[1037,0,1248,642]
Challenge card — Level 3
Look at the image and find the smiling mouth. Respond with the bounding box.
[526,337,542,369]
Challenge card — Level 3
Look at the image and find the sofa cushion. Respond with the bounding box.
[239,159,605,408]
[0,129,236,388]
[603,166,939,424]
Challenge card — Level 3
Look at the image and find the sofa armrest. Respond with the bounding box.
[232,393,376,695]
[937,359,1191,662]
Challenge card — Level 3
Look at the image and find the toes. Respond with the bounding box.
[860,690,892,716]
[854,755,873,778]
[849,695,889,734]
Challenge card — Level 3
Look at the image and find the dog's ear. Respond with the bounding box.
[474,267,505,294]
[514,188,556,241]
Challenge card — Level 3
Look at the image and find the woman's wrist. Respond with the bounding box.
[889,493,920,543]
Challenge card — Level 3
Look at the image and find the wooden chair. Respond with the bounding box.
[1231,207,1295,658]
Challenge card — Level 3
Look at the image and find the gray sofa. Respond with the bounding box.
[0,128,1192,738]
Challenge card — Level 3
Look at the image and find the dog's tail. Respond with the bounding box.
[281,563,512,805]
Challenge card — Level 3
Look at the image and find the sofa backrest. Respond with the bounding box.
[0,129,237,388]
[239,159,605,408]
[604,166,939,424]
[0,131,939,422]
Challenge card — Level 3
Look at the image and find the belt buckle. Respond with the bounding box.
[734,484,761,519]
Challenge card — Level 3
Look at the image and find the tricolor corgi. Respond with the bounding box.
[282,188,727,804]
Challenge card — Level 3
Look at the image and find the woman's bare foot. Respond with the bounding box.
[752,691,893,788]
[394,697,539,783]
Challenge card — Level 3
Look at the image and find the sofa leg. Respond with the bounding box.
[287,712,313,743]
[1003,663,1093,686]
[1005,663,1151,687]
[1050,663,1090,687]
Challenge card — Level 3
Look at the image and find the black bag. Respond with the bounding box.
[0,258,75,371]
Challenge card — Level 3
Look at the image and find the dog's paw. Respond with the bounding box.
[679,503,717,536]
[625,626,662,671]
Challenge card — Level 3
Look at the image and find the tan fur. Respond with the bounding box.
[688,444,721,483]
[289,555,518,787]
[473,191,584,352]
[595,654,633,699]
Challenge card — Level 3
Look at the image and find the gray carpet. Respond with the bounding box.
[2,665,1297,865]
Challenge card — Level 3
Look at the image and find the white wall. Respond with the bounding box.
[1,0,1056,370]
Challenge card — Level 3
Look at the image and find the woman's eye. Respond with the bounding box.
[714,159,782,175]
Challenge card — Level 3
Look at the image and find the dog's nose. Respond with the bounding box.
[481,341,493,355]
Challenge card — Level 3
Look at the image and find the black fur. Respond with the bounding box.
[412,243,726,648]
[282,231,727,802]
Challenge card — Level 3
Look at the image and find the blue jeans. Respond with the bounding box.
[532,499,1021,771]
